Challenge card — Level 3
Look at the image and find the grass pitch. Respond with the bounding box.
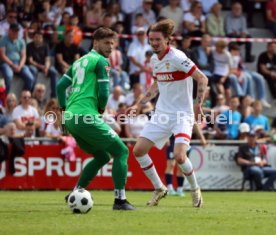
[0,191,275,235]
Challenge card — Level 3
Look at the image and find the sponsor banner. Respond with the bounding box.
[3,144,275,190]
[0,145,166,190]
[186,145,243,190]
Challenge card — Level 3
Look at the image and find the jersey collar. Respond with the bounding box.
[158,46,170,61]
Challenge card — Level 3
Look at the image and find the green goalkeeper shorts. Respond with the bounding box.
[65,114,120,154]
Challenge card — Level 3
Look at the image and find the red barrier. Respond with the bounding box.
[0,145,167,190]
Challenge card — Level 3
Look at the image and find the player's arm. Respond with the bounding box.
[191,68,208,122]
[56,66,73,109]
[138,81,159,105]
[126,81,159,114]
[193,122,207,146]
[95,58,110,114]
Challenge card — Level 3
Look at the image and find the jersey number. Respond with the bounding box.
[73,58,88,86]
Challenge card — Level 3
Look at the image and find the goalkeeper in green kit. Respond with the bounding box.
[56,27,135,210]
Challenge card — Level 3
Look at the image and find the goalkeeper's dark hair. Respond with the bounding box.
[93,27,117,41]
[147,19,175,39]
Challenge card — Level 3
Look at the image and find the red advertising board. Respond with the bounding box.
[0,145,167,190]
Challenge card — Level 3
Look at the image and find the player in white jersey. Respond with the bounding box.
[128,19,208,207]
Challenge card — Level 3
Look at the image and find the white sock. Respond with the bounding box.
[136,154,163,189]
[114,189,126,200]
[178,158,199,190]
[167,184,174,191]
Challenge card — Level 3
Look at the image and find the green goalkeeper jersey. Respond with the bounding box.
[56,50,111,115]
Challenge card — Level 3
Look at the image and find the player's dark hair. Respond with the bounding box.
[147,18,175,39]
[93,27,117,41]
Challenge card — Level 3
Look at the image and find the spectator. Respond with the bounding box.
[192,33,216,103]
[68,15,83,48]
[224,2,255,62]
[140,50,154,92]
[17,0,35,29]
[107,86,126,115]
[207,2,225,37]
[0,23,35,93]
[101,13,113,29]
[183,1,206,42]
[12,90,40,136]
[238,122,250,140]
[239,95,253,121]
[266,0,276,37]
[193,34,213,79]
[212,40,232,104]
[257,42,276,99]
[40,98,58,137]
[84,0,104,33]
[228,42,253,99]
[45,110,62,141]
[32,83,47,116]
[25,20,41,44]
[125,105,149,138]
[126,83,145,107]
[112,21,129,54]
[55,29,80,74]
[244,100,270,134]
[0,105,8,132]
[106,2,124,25]
[0,9,24,39]
[212,93,229,115]
[119,0,143,34]
[180,0,198,13]
[228,42,270,107]
[159,0,183,34]
[201,0,218,14]
[24,121,39,145]
[136,0,156,26]
[215,96,241,140]
[236,129,276,191]
[38,0,56,28]
[127,27,151,87]
[0,1,5,21]
[53,11,71,44]
[4,93,17,122]
[0,79,6,106]
[131,13,149,34]
[72,0,87,24]
[27,31,59,98]
[109,39,130,91]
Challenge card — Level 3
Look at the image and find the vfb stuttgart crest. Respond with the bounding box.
[165,62,170,70]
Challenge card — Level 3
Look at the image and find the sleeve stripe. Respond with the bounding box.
[64,74,72,81]
[98,79,109,82]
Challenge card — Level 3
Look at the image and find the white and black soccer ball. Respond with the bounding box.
[67,189,94,214]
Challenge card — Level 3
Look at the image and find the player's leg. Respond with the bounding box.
[133,137,167,206]
[76,149,110,188]
[165,158,177,195]
[176,167,185,197]
[105,138,135,210]
[174,143,203,207]
[165,135,177,196]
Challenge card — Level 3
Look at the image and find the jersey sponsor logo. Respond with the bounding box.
[156,71,191,82]
[181,58,192,68]
[156,73,174,81]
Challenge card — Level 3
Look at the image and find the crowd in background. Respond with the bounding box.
[0,0,276,153]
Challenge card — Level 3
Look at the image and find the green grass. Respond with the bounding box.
[0,191,276,235]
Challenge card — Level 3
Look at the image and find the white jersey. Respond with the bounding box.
[151,46,196,115]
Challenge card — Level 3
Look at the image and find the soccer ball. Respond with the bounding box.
[67,189,94,214]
